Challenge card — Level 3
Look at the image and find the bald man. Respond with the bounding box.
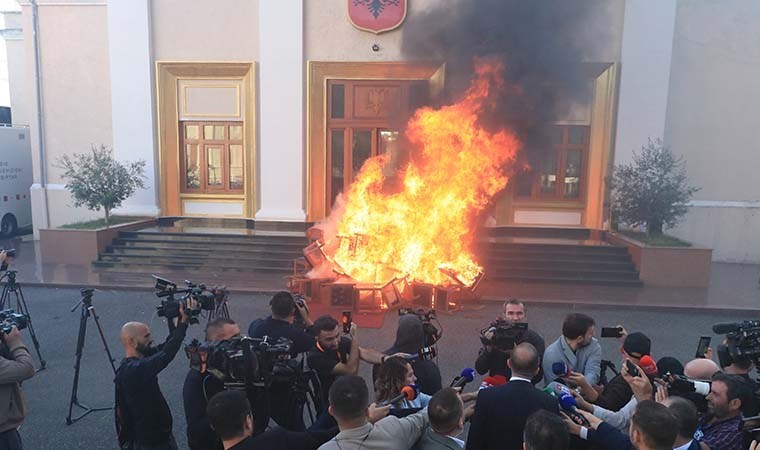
[684,358,721,380]
[115,304,191,450]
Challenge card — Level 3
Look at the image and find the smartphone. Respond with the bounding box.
[695,336,711,358]
[625,359,640,377]
[601,326,624,338]
[341,311,352,334]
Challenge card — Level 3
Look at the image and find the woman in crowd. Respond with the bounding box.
[374,356,432,409]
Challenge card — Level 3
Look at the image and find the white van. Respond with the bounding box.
[0,125,32,236]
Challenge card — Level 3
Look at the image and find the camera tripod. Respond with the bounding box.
[0,270,45,370]
[66,288,117,425]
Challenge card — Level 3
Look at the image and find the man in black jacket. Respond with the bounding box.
[466,343,558,450]
[569,331,651,412]
[206,390,338,450]
[474,300,545,383]
[184,318,241,450]
[248,291,317,432]
[115,303,192,450]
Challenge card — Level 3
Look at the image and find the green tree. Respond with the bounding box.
[56,145,147,227]
[610,139,699,236]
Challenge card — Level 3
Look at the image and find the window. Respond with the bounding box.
[180,121,244,194]
[326,79,427,208]
[515,125,589,201]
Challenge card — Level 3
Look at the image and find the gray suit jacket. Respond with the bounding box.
[542,336,602,385]
[415,427,464,450]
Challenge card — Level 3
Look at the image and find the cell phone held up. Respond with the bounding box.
[341,311,352,334]
[625,359,640,377]
[695,336,711,359]
[601,326,624,338]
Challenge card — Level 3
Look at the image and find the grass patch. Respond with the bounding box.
[618,230,692,247]
[59,216,153,230]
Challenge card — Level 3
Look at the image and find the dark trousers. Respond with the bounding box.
[0,429,22,450]
[134,434,178,450]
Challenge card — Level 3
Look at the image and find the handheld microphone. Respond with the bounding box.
[639,355,658,377]
[479,375,507,390]
[552,362,571,377]
[559,393,590,426]
[378,384,418,407]
[545,381,573,398]
[449,368,476,389]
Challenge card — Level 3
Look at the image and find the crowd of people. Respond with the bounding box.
[0,272,754,450]
[104,293,759,450]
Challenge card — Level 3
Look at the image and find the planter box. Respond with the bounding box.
[39,219,157,265]
[605,232,712,287]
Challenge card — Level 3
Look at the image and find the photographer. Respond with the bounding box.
[248,292,317,431]
[0,323,35,450]
[248,292,315,356]
[694,373,750,450]
[307,315,406,408]
[115,301,193,450]
[184,318,241,450]
[543,313,602,386]
[383,314,442,395]
[474,300,545,382]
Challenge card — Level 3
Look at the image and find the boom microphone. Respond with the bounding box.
[378,384,418,407]
[712,323,739,334]
[450,368,476,389]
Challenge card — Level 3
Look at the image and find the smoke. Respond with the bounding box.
[401,0,610,161]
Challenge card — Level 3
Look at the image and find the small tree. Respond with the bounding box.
[610,139,699,236]
[57,145,147,227]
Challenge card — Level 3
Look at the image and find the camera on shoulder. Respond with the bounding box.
[399,307,441,347]
[480,319,528,351]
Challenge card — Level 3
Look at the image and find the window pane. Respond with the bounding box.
[516,171,533,197]
[229,144,244,190]
[204,125,225,140]
[185,124,199,140]
[540,152,558,195]
[207,146,223,186]
[185,144,200,189]
[551,127,564,145]
[568,126,586,145]
[352,130,372,177]
[229,125,243,141]
[331,84,345,119]
[330,130,345,207]
[378,130,398,154]
[564,149,582,199]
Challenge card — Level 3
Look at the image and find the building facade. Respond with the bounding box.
[2,0,759,263]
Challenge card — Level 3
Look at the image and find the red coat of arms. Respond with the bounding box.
[348,0,407,34]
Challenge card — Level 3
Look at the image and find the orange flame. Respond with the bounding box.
[323,59,521,286]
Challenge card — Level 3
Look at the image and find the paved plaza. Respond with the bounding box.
[10,286,757,449]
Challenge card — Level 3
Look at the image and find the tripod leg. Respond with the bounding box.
[13,287,45,368]
[66,305,89,425]
[0,284,8,310]
[89,306,117,373]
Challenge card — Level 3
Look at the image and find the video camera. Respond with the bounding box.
[0,309,27,335]
[292,293,308,329]
[741,415,760,443]
[712,320,760,366]
[154,275,221,324]
[662,372,711,396]
[398,308,441,347]
[186,335,294,389]
[480,319,528,351]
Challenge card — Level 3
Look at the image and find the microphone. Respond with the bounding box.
[479,375,507,390]
[378,384,418,407]
[552,362,571,377]
[712,323,739,334]
[449,368,476,389]
[544,381,573,398]
[639,355,658,377]
[558,393,590,426]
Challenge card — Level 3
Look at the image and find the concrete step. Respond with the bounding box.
[97,253,294,269]
[484,258,636,271]
[113,238,305,253]
[107,245,303,260]
[485,273,644,287]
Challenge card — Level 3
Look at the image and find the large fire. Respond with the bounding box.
[318,59,521,287]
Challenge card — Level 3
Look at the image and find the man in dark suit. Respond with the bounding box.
[466,343,558,450]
